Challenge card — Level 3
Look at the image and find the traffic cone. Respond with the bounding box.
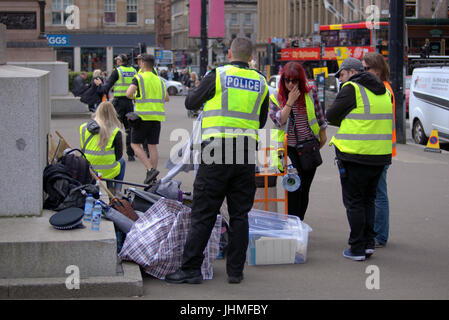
[424,129,442,153]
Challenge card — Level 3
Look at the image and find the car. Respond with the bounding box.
[409,67,449,145]
[162,78,186,96]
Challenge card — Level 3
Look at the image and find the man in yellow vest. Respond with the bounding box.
[98,54,137,161]
[126,54,169,184]
[165,37,269,285]
[326,57,393,262]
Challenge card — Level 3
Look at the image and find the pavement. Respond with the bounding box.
[52,96,449,300]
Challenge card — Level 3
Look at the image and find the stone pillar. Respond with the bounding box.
[74,46,81,72]
[0,26,50,217]
[106,46,113,74]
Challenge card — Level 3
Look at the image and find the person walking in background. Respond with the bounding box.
[72,71,88,97]
[269,61,327,221]
[126,54,169,185]
[186,72,198,90]
[83,69,104,112]
[165,37,269,285]
[361,52,396,248]
[99,54,137,162]
[325,57,393,261]
[79,101,126,197]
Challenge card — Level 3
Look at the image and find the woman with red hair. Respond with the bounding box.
[269,62,327,220]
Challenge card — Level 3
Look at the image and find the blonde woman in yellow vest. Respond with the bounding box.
[268,62,327,221]
[126,54,169,185]
[79,101,126,196]
[326,57,393,261]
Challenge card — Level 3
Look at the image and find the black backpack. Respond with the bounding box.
[58,149,94,185]
[43,163,82,210]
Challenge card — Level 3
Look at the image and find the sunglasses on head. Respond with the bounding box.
[364,66,371,71]
[284,78,299,84]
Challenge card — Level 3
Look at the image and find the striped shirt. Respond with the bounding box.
[269,86,327,146]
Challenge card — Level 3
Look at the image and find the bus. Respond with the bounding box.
[279,22,389,74]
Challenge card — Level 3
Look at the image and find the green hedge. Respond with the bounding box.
[68,72,93,92]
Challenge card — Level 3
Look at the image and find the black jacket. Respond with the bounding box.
[72,75,88,97]
[325,72,392,166]
[80,78,104,106]
[85,119,123,161]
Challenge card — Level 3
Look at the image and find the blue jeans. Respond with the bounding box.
[106,158,126,192]
[374,164,390,245]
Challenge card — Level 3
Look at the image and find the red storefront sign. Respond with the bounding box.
[281,46,374,61]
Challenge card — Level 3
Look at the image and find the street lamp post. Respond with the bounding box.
[388,0,406,144]
[37,0,46,39]
[200,0,208,78]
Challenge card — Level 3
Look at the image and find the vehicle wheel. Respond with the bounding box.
[413,119,427,145]
[168,87,177,96]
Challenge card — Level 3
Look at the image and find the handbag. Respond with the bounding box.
[290,110,323,171]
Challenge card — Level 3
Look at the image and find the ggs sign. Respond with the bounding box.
[46,34,69,47]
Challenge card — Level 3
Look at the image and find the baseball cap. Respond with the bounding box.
[335,57,364,77]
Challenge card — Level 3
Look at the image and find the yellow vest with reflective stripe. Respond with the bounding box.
[79,123,120,179]
[113,66,136,97]
[134,71,167,121]
[329,81,393,155]
[202,65,268,141]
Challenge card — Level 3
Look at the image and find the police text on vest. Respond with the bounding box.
[225,76,261,92]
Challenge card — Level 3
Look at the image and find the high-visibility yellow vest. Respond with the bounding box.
[134,71,167,121]
[113,66,136,97]
[329,81,393,155]
[201,65,268,141]
[79,123,120,179]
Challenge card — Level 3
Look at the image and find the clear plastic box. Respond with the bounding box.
[246,209,312,265]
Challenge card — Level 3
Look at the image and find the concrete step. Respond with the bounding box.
[51,95,89,115]
[0,210,143,298]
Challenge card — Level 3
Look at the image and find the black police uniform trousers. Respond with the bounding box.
[181,142,256,277]
[112,97,134,157]
[340,161,384,255]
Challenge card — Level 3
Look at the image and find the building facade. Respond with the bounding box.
[156,0,171,50]
[256,0,449,72]
[0,0,55,62]
[44,0,156,73]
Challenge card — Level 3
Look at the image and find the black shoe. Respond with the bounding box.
[144,168,159,185]
[165,269,202,284]
[228,274,244,284]
[128,155,135,162]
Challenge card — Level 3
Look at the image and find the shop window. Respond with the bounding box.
[104,0,116,24]
[127,0,138,25]
[56,47,74,71]
[81,48,106,72]
[51,0,73,25]
[406,0,418,18]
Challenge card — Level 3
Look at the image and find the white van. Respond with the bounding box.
[409,67,449,145]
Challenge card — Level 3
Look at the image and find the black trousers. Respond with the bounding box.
[339,161,384,255]
[182,163,256,277]
[112,97,134,157]
[287,146,317,221]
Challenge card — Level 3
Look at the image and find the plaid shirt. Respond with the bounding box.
[119,198,221,280]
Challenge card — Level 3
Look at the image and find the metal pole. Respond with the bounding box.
[200,0,208,78]
[388,0,406,144]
